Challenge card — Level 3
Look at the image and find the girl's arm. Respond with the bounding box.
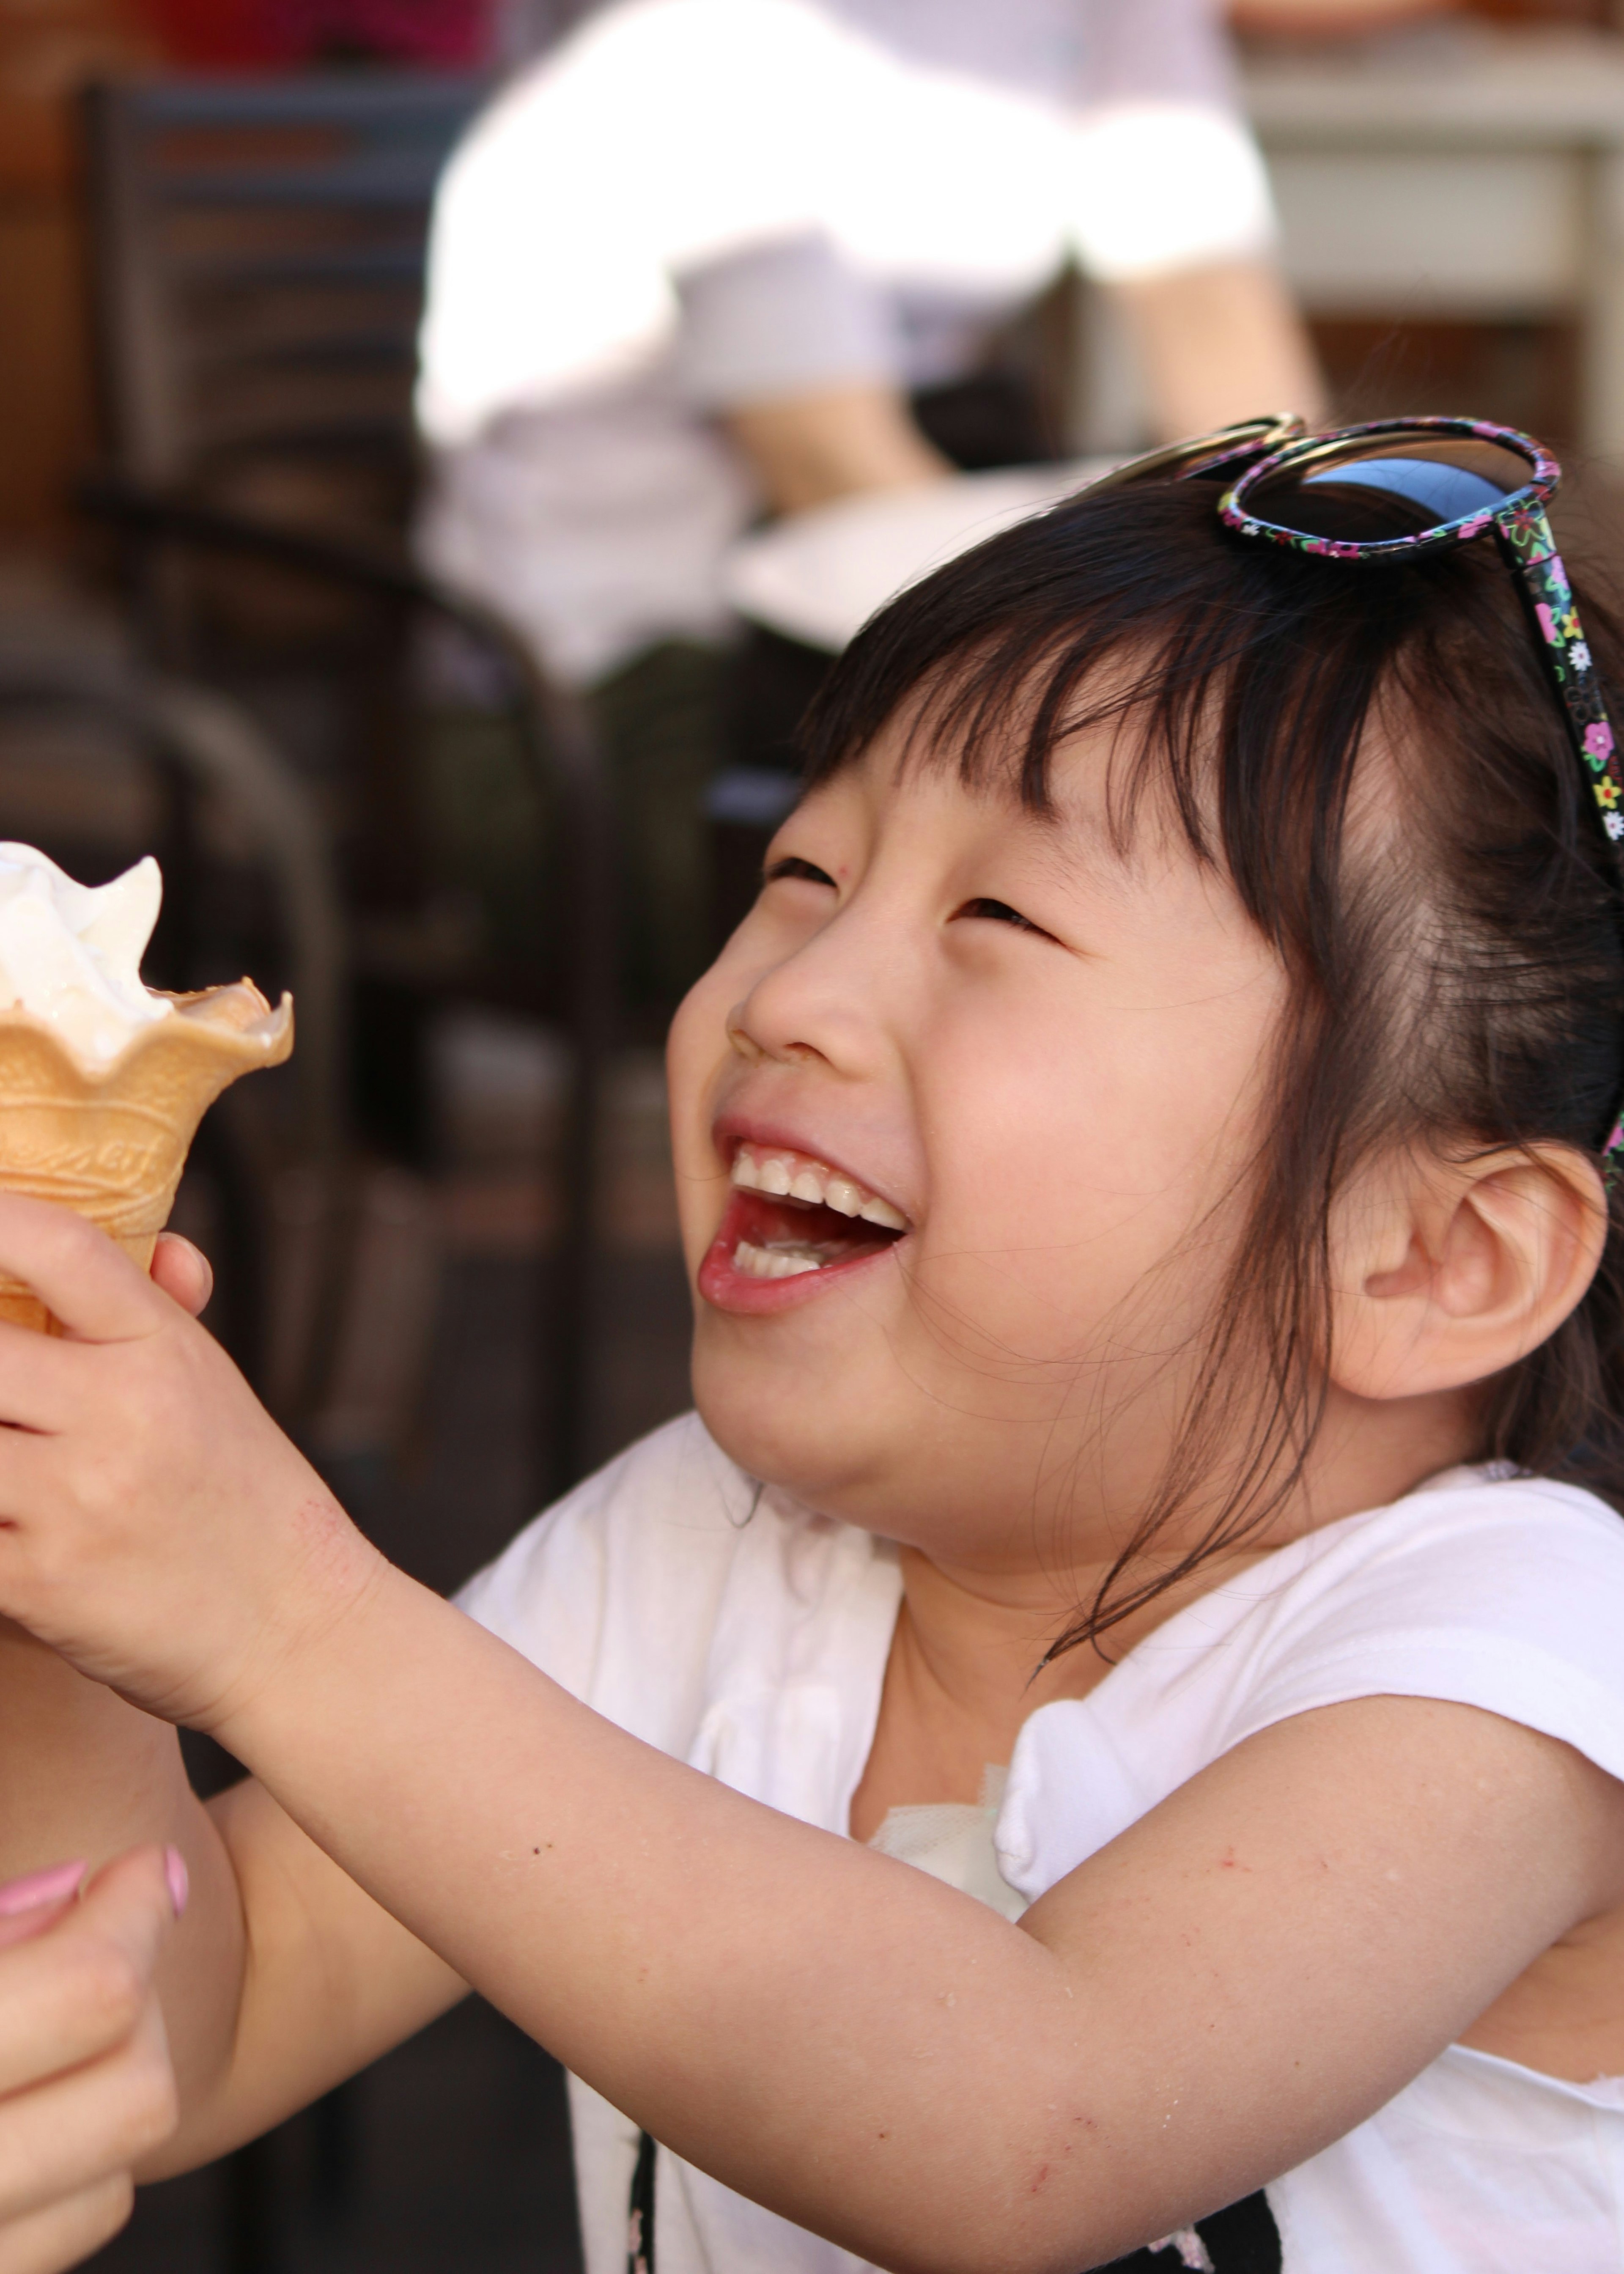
[149,1776,466,2175]
[208,1570,1624,2274]
[0,1623,466,2182]
[2,1204,1621,2269]
[0,1231,466,2179]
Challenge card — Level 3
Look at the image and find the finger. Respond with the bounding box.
[0,1861,86,1957]
[0,1991,176,2228]
[0,1423,67,1534]
[0,1201,162,1347]
[0,1903,76,1959]
[148,1236,212,1321]
[0,1851,176,2103]
[0,1314,94,1436]
[0,2173,133,2274]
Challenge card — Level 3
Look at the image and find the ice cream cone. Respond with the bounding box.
[0,980,293,1332]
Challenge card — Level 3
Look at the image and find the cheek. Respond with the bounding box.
[906,985,1268,1355]
[666,964,738,1262]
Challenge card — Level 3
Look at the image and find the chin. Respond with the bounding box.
[690,1335,894,1520]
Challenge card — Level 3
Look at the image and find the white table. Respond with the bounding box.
[1244,22,1624,457]
[722,461,1110,655]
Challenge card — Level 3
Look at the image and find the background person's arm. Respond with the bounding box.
[1070,0,1327,442]
[719,252,1325,510]
[680,232,949,515]
[1111,255,1328,440]
[1231,0,1462,30]
[722,384,949,517]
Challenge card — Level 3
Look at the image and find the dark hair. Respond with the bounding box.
[796,479,1624,1654]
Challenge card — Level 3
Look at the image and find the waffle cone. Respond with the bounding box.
[0,982,293,1332]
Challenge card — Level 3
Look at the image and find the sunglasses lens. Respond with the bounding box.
[1241,435,1534,544]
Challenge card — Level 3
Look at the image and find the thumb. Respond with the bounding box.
[66,1847,185,1978]
[150,1233,214,1320]
[0,1848,181,2104]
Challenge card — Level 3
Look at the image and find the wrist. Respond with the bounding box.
[202,1495,393,1753]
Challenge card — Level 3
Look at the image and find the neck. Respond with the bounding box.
[849,1383,1476,1836]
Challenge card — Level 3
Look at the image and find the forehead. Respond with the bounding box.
[821,694,1224,885]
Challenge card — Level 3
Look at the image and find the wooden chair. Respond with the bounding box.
[74,70,616,1497]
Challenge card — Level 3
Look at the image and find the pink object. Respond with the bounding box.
[164,1848,189,1920]
[0,1860,86,1917]
[1587,721,1616,761]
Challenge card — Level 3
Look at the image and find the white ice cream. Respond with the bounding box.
[0,846,173,1067]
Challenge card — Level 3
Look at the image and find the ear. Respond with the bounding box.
[1328,1143,1609,1402]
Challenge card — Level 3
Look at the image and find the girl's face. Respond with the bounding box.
[668,713,1288,1576]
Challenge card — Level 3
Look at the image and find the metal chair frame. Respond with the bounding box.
[73,71,616,1495]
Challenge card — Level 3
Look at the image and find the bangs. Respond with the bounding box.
[801,486,1249,859]
[796,482,1566,968]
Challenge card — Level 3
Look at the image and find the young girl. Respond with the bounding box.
[3,417,1624,2274]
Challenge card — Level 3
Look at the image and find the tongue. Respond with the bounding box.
[728,1186,900,1262]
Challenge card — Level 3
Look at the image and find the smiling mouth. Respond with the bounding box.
[722,1142,909,1281]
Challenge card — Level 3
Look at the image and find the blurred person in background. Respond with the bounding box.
[415,0,1328,1002]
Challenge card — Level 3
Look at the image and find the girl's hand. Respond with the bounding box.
[0,1196,384,1733]
[0,1846,182,2273]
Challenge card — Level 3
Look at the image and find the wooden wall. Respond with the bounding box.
[0,1,156,548]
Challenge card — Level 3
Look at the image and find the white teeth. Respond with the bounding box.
[735,1240,822,1279]
[728,1143,908,1232]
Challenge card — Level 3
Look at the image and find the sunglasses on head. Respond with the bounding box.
[1089,413,1624,1182]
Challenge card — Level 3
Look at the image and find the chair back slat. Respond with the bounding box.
[82,74,488,494]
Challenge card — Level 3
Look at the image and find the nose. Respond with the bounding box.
[725,901,899,1080]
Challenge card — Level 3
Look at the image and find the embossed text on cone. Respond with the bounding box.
[0,982,293,1332]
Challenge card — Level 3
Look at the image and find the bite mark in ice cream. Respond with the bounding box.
[0,845,174,1068]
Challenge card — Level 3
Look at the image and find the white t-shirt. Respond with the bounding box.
[457,1413,1624,2274]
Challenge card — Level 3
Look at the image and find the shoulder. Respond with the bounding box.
[1233,1469,1624,1737]
[1190,1469,1624,1764]
[454,1412,755,1675]
[453,1414,885,1748]
[999,1469,1624,1901]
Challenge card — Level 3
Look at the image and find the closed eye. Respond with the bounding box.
[953,896,1049,936]
[765,855,837,889]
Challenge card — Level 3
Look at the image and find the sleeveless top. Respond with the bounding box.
[457,1414,1624,2274]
